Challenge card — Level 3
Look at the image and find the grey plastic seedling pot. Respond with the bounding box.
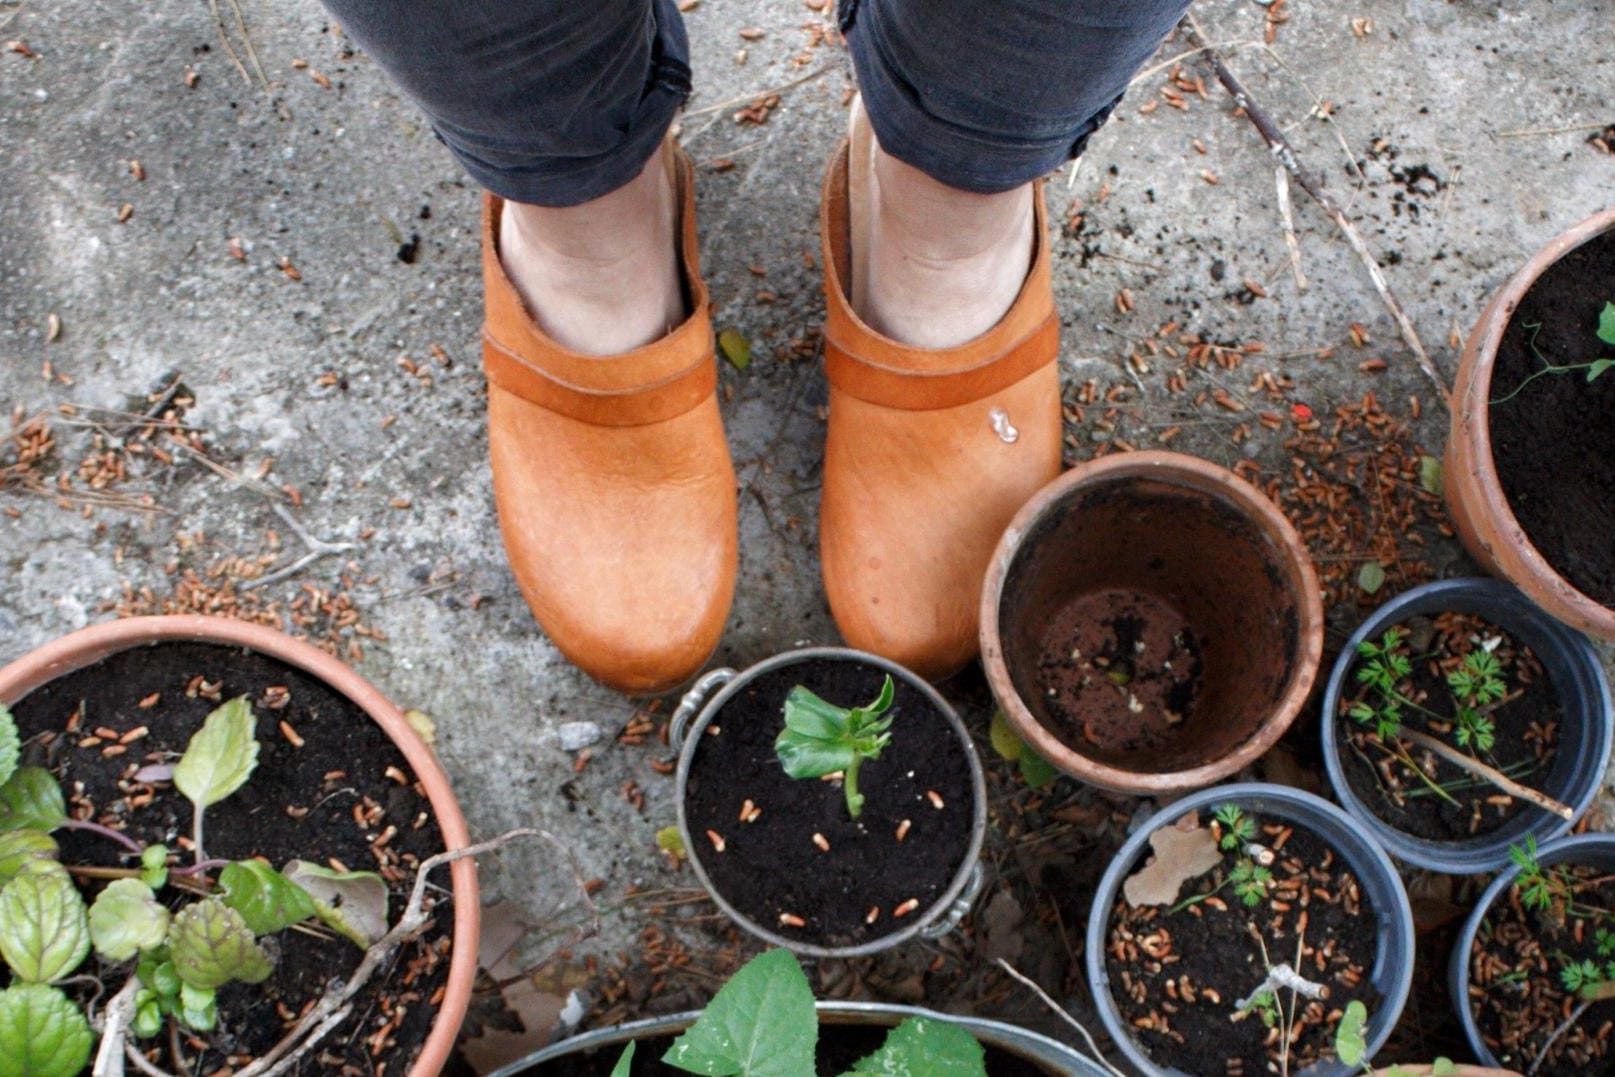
[668,647,988,959]
[1448,833,1615,1068]
[1320,578,1612,874]
[1086,783,1415,1077]
[484,1000,1111,1076]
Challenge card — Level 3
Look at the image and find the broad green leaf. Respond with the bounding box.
[0,984,94,1077]
[1597,301,1615,346]
[220,860,317,936]
[140,844,169,890]
[173,697,260,810]
[1019,747,1059,790]
[0,829,57,887]
[842,1016,986,1076]
[137,956,181,1000]
[774,736,857,780]
[988,710,1023,761]
[0,704,18,790]
[1418,454,1443,496]
[656,825,687,861]
[89,878,171,961]
[133,990,163,1038]
[1588,358,1614,382]
[1357,561,1386,595]
[718,329,752,372]
[610,1041,637,1077]
[781,686,853,741]
[663,949,815,1077]
[1335,999,1368,1067]
[0,862,89,983]
[178,981,218,1031]
[167,898,272,989]
[283,861,389,947]
[0,767,67,832]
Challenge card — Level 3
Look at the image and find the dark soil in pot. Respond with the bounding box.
[514,1028,1053,1075]
[1469,861,1615,1074]
[6,641,453,1076]
[1104,808,1382,1075]
[1034,589,1206,755]
[1333,611,1560,841]
[683,659,974,950]
[1489,229,1615,607]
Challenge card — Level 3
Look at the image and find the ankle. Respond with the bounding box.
[498,153,684,356]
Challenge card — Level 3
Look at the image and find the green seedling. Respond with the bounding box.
[1215,803,1256,851]
[1491,303,1615,405]
[1335,999,1457,1076]
[0,699,388,1073]
[1171,805,1273,914]
[1231,859,1275,907]
[775,675,896,819]
[614,948,989,1077]
[1241,989,1281,1028]
[1509,838,1615,1002]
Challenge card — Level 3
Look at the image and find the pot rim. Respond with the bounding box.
[1448,833,1615,1069]
[979,450,1325,794]
[1318,577,1611,874]
[483,998,1107,1077]
[0,614,479,1077]
[1086,782,1415,1077]
[673,646,987,959]
[1450,207,1615,639]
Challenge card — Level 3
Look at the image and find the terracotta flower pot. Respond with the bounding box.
[980,451,1324,794]
[0,615,479,1077]
[1445,206,1615,642]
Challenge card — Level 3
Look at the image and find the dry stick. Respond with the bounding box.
[680,64,831,120]
[92,978,142,1077]
[995,959,1129,1077]
[1529,998,1593,1076]
[205,0,252,85]
[1182,16,1450,407]
[1275,165,1308,291]
[225,0,270,92]
[1395,726,1573,820]
[1498,121,1610,138]
[242,504,358,591]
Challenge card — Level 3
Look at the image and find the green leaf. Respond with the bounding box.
[0,862,89,983]
[988,710,1023,761]
[89,878,172,962]
[718,329,752,372]
[775,735,858,780]
[0,767,67,832]
[0,829,58,887]
[1431,1057,1457,1077]
[0,704,18,791]
[1418,454,1443,496]
[842,1016,986,1076]
[132,990,163,1038]
[220,860,317,936]
[1597,301,1615,347]
[283,861,389,947]
[656,825,687,861]
[173,697,260,810]
[1358,561,1386,595]
[178,981,217,1032]
[1018,747,1059,789]
[611,1041,637,1077]
[1335,999,1368,1067]
[663,949,816,1076]
[0,984,94,1077]
[137,957,181,1000]
[140,844,169,890]
[1588,358,1614,382]
[167,898,272,989]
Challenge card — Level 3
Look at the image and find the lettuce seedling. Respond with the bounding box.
[775,675,896,820]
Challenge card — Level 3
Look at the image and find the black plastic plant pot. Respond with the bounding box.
[1449,834,1615,1069]
[483,1001,1110,1076]
[1320,578,1612,875]
[1085,783,1415,1077]
[670,648,987,958]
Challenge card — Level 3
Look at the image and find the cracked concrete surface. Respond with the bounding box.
[3,0,1613,1059]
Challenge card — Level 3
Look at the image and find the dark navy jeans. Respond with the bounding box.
[323,0,1192,206]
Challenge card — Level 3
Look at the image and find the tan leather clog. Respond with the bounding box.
[818,122,1063,681]
[481,147,736,695]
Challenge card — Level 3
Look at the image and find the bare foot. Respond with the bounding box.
[851,126,1035,350]
[498,151,684,356]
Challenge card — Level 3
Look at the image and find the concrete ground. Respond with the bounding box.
[3,0,1613,1067]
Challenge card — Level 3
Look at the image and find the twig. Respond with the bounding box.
[1498,122,1610,138]
[241,504,357,591]
[1530,998,1593,1076]
[122,1045,174,1077]
[163,438,284,502]
[0,0,26,33]
[1396,726,1573,819]
[93,978,141,1077]
[205,0,251,86]
[1237,961,1325,1011]
[1274,165,1307,291]
[995,959,1128,1077]
[1182,14,1449,406]
[225,0,270,91]
[680,64,831,119]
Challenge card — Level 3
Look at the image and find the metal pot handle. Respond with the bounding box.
[669,667,737,751]
[920,860,985,940]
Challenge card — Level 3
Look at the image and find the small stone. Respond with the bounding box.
[558,721,603,752]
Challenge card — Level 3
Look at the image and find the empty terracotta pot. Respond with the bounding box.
[980,451,1323,793]
[1445,206,1615,642]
